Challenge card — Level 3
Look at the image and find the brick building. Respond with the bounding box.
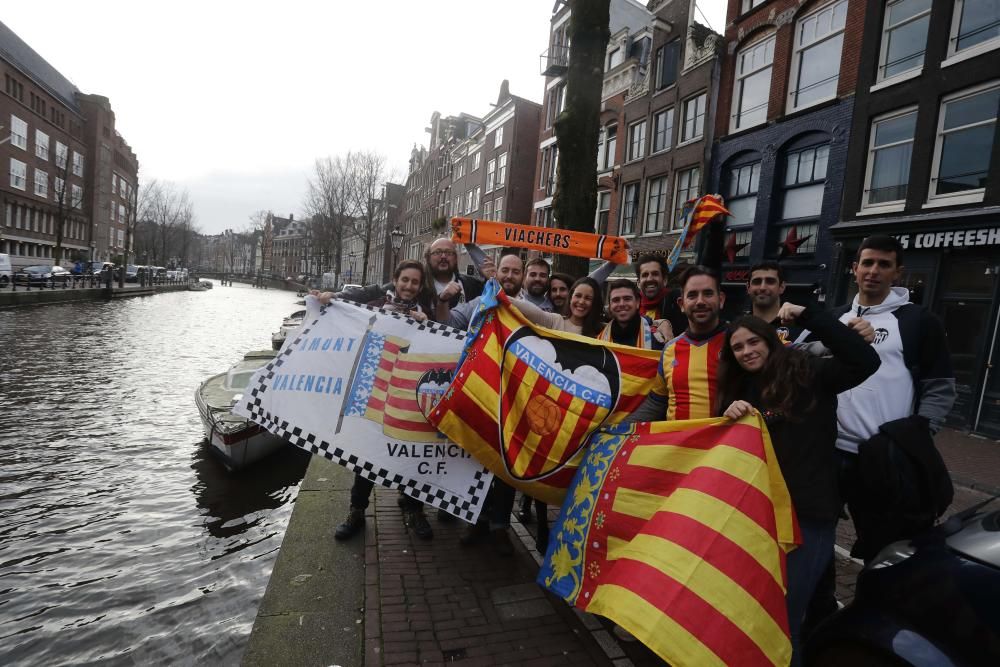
[341,182,404,286]
[711,0,865,306]
[0,20,138,270]
[533,0,720,272]
[829,0,1000,436]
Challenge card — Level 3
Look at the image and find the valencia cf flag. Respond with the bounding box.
[427,280,661,505]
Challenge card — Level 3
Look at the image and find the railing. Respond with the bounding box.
[540,46,570,77]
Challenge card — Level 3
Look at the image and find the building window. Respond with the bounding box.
[547,83,566,128]
[486,159,496,192]
[673,167,701,230]
[483,199,493,220]
[10,158,26,190]
[788,0,848,112]
[595,191,611,234]
[540,146,558,195]
[620,182,639,236]
[536,206,552,228]
[724,157,762,228]
[949,0,1000,56]
[627,120,647,161]
[680,93,707,143]
[34,168,48,197]
[742,0,766,12]
[600,125,617,170]
[656,40,679,89]
[111,200,116,221]
[56,142,68,169]
[112,173,119,195]
[878,0,931,81]
[652,108,673,153]
[72,152,84,177]
[472,152,481,171]
[35,130,49,160]
[782,142,829,220]
[472,186,481,212]
[494,196,503,222]
[607,47,624,70]
[119,203,126,221]
[929,82,999,201]
[494,127,504,147]
[733,34,775,130]
[10,115,27,150]
[497,153,508,187]
[466,191,474,214]
[72,184,83,209]
[644,176,668,234]
[54,177,64,202]
[863,108,917,207]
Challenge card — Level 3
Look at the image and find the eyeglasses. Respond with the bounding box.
[430,250,457,257]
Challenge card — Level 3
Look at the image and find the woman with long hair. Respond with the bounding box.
[717,303,880,667]
[512,276,604,337]
[330,259,438,542]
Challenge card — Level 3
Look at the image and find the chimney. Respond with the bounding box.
[289,213,294,221]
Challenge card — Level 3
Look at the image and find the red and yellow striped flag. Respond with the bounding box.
[682,194,730,249]
[540,416,799,667]
[427,289,661,505]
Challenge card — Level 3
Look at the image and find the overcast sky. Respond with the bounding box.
[3,1,727,235]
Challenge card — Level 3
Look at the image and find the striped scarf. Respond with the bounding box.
[596,316,655,349]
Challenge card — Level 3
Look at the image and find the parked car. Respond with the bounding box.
[87,261,114,277]
[125,264,140,282]
[0,253,12,287]
[807,498,1000,666]
[14,265,72,288]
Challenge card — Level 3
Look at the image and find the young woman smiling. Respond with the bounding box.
[717,303,880,667]
[511,276,604,337]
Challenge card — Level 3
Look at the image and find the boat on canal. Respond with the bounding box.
[195,349,285,470]
[270,309,308,350]
[189,281,210,292]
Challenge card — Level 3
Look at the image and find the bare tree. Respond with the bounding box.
[118,178,157,287]
[304,155,360,287]
[248,209,272,276]
[552,0,611,277]
[349,151,390,284]
[51,144,87,268]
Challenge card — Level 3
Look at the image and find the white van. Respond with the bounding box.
[0,253,11,287]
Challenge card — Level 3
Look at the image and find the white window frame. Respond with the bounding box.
[927,80,999,206]
[861,106,918,211]
[472,151,481,171]
[35,129,49,160]
[741,0,766,13]
[10,115,27,150]
[619,182,639,236]
[876,0,931,84]
[72,184,83,209]
[644,176,668,234]
[595,191,611,234]
[731,33,775,131]
[787,0,848,113]
[946,0,1000,64]
[72,151,84,177]
[652,107,674,153]
[55,142,68,169]
[497,152,508,188]
[486,159,496,192]
[9,158,26,190]
[54,177,65,202]
[34,168,48,197]
[494,196,503,222]
[494,126,504,147]
[627,119,647,162]
[672,167,701,230]
[600,124,617,171]
[680,93,707,144]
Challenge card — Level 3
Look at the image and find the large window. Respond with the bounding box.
[486,158,496,192]
[10,115,27,150]
[742,0,767,12]
[10,158,26,190]
[547,83,565,128]
[72,152,84,177]
[627,120,646,161]
[673,167,701,230]
[35,129,49,160]
[497,153,508,187]
[949,0,1000,56]
[540,145,558,195]
[620,182,639,236]
[651,108,673,153]
[680,93,707,143]
[656,40,679,90]
[607,47,624,70]
[494,127,504,147]
[644,176,668,234]
[863,108,917,207]
[788,0,848,111]
[778,138,829,255]
[494,196,503,222]
[733,34,775,130]
[72,184,83,209]
[34,168,48,197]
[55,142,68,169]
[929,82,999,201]
[878,0,931,81]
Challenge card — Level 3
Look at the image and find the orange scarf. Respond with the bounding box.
[450,217,630,264]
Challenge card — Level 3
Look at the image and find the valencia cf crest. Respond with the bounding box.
[416,367,454,421]
[497,327,622,481]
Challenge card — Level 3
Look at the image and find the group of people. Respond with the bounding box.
[317,233,954,666]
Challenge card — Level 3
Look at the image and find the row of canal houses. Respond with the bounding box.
[396,0,1000,438]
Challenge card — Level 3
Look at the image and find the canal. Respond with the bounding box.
[0,285,311,665]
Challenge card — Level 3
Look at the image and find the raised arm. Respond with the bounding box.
[588,260,616,286]
[784,304,881,395]
[509,297,566,329]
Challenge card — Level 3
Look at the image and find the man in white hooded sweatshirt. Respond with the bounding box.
[806,234,956,628]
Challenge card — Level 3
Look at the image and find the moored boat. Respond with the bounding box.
[195,350,285,470]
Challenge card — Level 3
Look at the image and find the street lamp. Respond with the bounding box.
[390,226,404,268]
[348,251,357,284]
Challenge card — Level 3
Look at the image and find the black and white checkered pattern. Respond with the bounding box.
[241,302,486,521]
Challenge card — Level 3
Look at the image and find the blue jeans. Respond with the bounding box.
[786,518,836,667]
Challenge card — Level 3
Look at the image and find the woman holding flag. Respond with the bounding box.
[510,276,605,337]
[717,303,880,666]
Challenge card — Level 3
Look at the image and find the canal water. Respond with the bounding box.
[0,285,313,665]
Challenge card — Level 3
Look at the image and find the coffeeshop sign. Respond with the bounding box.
[895,227,1000,250]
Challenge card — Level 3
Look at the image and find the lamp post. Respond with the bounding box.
[348,251,357,285]
[390,226,404,270]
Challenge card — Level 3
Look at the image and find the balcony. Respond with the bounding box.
[540,46,569,77]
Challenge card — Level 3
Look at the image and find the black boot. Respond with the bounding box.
[408,509,434,540]
[517,494,533,523]
[459,520,489,546]
[334,506,366,540]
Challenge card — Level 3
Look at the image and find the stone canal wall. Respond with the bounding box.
[0,282,192,309]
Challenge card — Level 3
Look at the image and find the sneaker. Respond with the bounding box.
[459,521,489,546]
[409,510,433,540]
[334,507,366,540]
[491,528,514,557]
